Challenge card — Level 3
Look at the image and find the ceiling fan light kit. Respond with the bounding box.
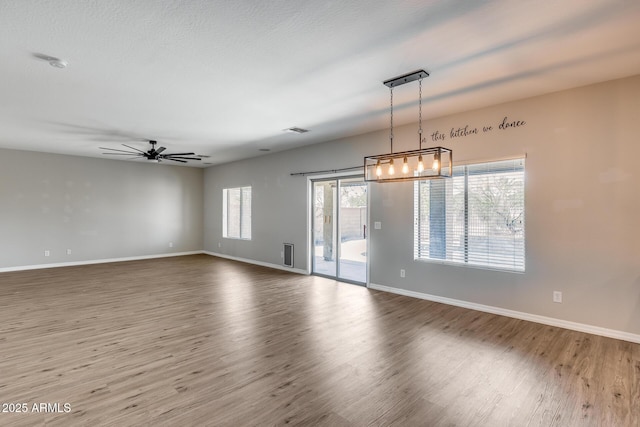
[100,140,202,164]
[365,70,452,182]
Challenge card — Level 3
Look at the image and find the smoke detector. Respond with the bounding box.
[49,58,68,68]
[32,53,68,69]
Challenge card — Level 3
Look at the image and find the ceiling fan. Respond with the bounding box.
[100,140,202,163]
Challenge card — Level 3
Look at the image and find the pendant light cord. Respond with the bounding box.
[418,77,423,149]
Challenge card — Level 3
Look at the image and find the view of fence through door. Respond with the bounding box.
[312,177,367,284]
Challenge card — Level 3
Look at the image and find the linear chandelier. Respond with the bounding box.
[365,70,452,182]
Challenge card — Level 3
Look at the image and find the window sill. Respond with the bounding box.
[413,257,525,274]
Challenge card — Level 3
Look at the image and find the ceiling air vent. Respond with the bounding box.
[283,127,309,134]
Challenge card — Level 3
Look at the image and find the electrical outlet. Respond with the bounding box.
[169,242,173,248]
[280,251,284,258]
[218,242,222,248]
[553,291,562,303]
[374,221,382,230]
[400,269,405,278]
[44,250,50,257]
[66,249,72,255]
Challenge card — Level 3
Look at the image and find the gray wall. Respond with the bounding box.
[204,130,385,269]
[205,75,640,335]
[0,149,203,268]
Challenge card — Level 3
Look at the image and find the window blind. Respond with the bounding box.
[414,158,525,271]
[223,186,252,240]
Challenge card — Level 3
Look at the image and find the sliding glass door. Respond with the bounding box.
[312,177,367,284]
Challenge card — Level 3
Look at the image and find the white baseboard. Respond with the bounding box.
[203,251,308,275]
[0,251,204,273]
[368,283,640,345]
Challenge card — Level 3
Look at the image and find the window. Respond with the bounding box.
[414,158,525,271]
[223,186,251,239]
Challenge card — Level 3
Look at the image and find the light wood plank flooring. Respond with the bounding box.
[0,255,638,426]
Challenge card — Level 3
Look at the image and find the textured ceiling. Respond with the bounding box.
[1,0,640,166]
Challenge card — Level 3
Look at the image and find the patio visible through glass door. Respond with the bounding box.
[312,177,367,284]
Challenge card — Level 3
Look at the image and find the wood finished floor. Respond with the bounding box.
[0,255,638,426]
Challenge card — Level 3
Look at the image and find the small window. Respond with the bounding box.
[223,186,252,240]
[414,158,525,271]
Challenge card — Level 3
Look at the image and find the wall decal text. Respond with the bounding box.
[427,116,527,142]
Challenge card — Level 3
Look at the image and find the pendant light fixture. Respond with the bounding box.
[364,70,452,182]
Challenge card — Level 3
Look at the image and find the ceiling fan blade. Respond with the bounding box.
[164,152,195,156]
[155,146,167,154]
[102,152,143,156]
[162,156,201,161]
[99,147,140,154]
[166,158,187,163]
[122,144,147,154]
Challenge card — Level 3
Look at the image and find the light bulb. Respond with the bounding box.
[417,154,424,172]
[388,159,395,176]
[402,157,409,174]
[375,160,382,177]
[432,152,441,171]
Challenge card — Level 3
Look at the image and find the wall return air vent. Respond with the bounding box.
[283,243,294,268]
